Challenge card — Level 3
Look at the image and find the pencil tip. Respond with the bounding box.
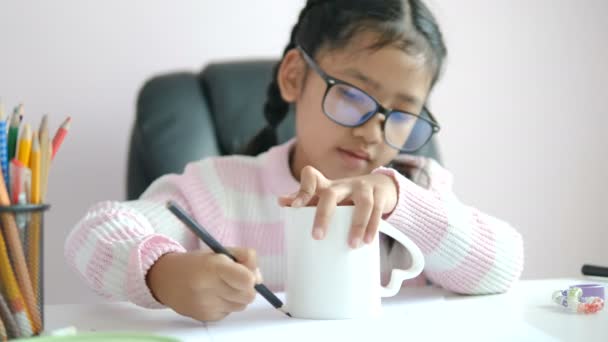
[62,116,72,129]
[40,114,48,129]
[278,307,291,317]
[15,103,24,115]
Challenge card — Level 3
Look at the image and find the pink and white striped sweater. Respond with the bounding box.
[64,140,524,309]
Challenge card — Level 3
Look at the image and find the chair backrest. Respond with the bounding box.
[127,61,441,199]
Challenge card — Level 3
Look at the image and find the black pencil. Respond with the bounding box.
[582,264,608,278]
[166,200,291,317]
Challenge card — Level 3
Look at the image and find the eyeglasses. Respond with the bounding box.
[296,45,440,153]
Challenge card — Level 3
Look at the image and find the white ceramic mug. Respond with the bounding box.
[283,205,425,319]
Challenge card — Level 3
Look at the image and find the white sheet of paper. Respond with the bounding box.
[45,302,211,341]
[46,285,563,342]
[205,288,447,341]
[205,287,559,342]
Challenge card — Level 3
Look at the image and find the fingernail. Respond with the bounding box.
[350,237,361,249]
[292,197,303,208]
[255,268,264,284]
[312,227,324,239]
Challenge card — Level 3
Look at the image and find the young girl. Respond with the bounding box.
[65,0,523,322]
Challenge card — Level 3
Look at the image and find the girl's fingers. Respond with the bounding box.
[277,192,298,207]
[218,279,258,305]
[281,169,388,248]
[292,166,329,207]
[364,188,385,244]
[191,309,229,322]
[278,192,321,207]
[216,258,256,291]
[220,298,248,313]
[348,181,374,248]
[227,248,258,272]
[312,183,351,240]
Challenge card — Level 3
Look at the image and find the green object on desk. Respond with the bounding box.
[18,332,180,341]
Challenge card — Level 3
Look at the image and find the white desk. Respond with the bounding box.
[45,279,607,342]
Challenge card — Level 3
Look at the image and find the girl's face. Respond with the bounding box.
[279,33,433,181]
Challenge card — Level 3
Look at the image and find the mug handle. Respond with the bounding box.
[378,222,425,297]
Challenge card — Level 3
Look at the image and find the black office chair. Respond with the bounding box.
[127,60,441,199]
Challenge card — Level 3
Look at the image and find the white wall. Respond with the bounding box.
[0,0,605,305]
[429,0,608,280]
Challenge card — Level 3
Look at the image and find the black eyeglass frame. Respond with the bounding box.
[296,45,441,153]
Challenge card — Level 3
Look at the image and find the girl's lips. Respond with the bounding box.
[338,148,371,161]
[337,148,370,169]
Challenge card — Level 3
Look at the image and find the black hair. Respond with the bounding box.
[244,0,447,156]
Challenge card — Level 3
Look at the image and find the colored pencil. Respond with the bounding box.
[9,160,25,205]
[16,125,32,168]
[28,133,42,308]
[0,290,18,339]
[7,109,20,162]
[38,115,51,201]
[51,117,71,160]
[0,316,6,341]
[0,166,40,334]
[0,103,8,189]
[29,133,40,205]
[0,217,33,337]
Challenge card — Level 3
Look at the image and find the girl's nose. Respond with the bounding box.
[351,113,384,145]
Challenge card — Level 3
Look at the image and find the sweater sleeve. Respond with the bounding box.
[373,157,524,294]
[64,160,222,308]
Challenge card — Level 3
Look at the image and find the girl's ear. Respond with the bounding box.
[277,49,307,103]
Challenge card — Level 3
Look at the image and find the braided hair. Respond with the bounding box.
[244,0,447,156]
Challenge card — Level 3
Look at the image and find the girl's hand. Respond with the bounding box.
[147,248,262,322]
[278,166,398,249]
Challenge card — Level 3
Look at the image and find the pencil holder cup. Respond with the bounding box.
[0,203,50,339]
